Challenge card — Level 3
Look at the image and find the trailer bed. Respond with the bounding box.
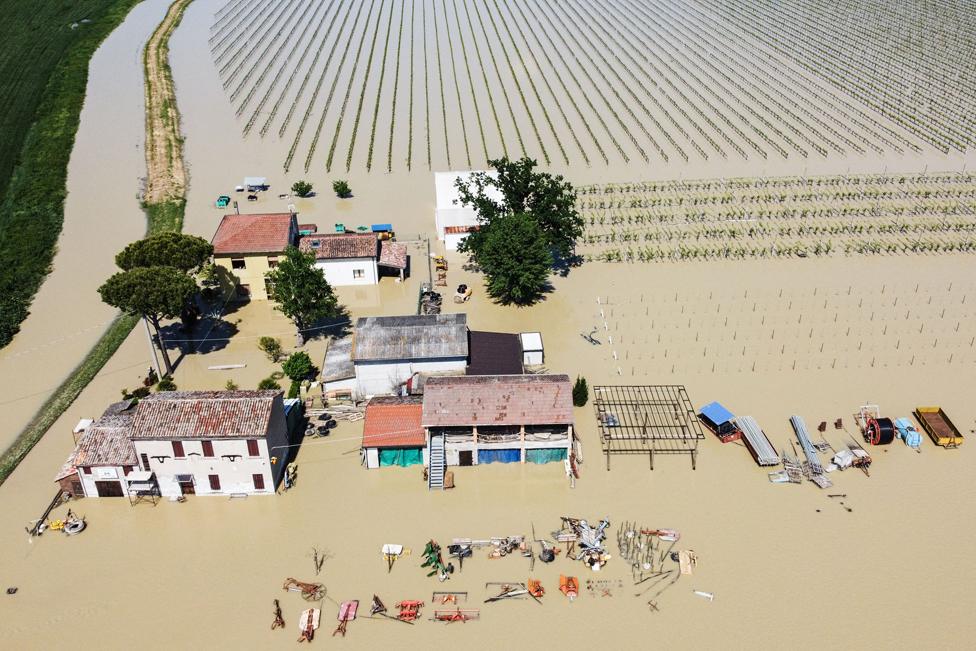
[914,407,964,448]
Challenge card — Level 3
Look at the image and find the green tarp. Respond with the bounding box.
[379,448,423,467]
[526,448,567,464]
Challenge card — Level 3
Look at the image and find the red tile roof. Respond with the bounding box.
[129,390,280,440]
[422,374,573,428]
[212,213,296,255]
[444,225,478,235]
[363,397,425,448]
[378,241,408,269]
[54,427,137,481]
[300,233,378,260]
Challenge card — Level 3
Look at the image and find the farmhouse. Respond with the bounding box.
[323,314,469,398]
[361,396,426,469]
[55,401,140,498]
[211,212,298,300]
[127,390,299,498]
[434,171,501,251]
[298,233,407,286]
[422,374,574,476]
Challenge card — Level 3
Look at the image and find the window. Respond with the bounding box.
[83,467,92,475]
[267,256,278,268]
[172,441,185,458]
[264,278,275,298]
[252,474,265,490]
[247,439,260,457]
[202,441,214,457]
[237,284,251,297]
[353,269,365,279]
[231,258,246,269]
[310,240,321,249]
[208,475,221,491]
[141,453,150,471]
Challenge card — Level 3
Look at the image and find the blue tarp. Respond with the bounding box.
[699,401,734,426]
[371,223,393,232]
[894,417,922,449]
[478,448,521,464]
[526,448,567,464]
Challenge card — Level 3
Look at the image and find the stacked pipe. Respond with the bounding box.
[790,415,823,475]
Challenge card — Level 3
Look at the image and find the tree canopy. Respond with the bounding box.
[265,246,339,339]
[476,212,553,305]
[456,157,583,260]
[291,180,313,197]
[115,232,213,273]
[282,351,315,382]
[98,266,198,372]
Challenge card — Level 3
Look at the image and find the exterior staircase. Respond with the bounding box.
[428,434,445,490]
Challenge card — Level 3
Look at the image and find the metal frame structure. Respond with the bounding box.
[593,385,705,470]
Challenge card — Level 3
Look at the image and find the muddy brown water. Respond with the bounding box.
[2,1,976,648]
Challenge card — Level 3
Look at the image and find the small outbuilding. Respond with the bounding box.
[698,401,742,443]
[434,171,501,251]
[519,332,544,366]
[55,401,140,498]
[362,396,426,469]
[244,176,268,191]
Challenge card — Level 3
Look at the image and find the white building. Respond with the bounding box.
[300,233,407,286]
[434,171,501,251]
[55,401,140,498]
[323,314,469,398]
[519,332,545,366]
[127,391,295,498]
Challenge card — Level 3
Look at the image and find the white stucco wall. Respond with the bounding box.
[354,358,467,396]
[133,438,274,497]
[78,465,128,497]
[444,231,468,252]
[314,258,378,286]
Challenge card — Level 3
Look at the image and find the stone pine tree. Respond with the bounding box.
[265,246,339,345]
[477,212,553,305]
[98,266,198,374]
[115,232,212,273]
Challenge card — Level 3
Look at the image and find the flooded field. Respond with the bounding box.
[0,0,170,452]
[2,0,976,648]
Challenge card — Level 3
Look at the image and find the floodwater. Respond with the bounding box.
[2,0,976,648]
[0,0,171,452]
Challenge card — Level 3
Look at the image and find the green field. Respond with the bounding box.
[0,0,139,347]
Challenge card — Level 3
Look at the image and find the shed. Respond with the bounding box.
[698,401,741,442]
[467,331,523,375]
[519,332,544,366]
[434,171,501,251]
[322,336,356,397]
[362,396,426,469]
[244,176,268,191]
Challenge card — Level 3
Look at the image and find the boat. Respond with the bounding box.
[297,608,319,643]
[559,575,579,601]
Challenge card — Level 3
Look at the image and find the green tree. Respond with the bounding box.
[572,376,589,407]
[332,179,352,198]
[291,180,313,197]
[115,232,213,273]
[477,212,552,305]
[456,157,583,260]
[156,374,177,392]
[257,377,281,391]
[98,266,197,373]
[266,246,339,345]
[258,336,283,362]
[282,351,315,382]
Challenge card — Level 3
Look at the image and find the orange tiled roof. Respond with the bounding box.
[363,397,425,448]
[212,213,296,255]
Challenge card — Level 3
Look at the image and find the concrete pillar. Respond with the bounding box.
[520,426,526,463]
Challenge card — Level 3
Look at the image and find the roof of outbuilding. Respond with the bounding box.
[378,241,408,269]
[322,336,355,382]
[467,331,523,376]
[128,390,280,440]
[362,396,425,448]
[354,314,468,361]
[422,374,573,428]
[55,401,138,481]
[299,233,378,260]
[212,213,296,255]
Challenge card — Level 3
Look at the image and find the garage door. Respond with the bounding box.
[95,480,125,497]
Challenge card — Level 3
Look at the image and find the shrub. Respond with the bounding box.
[156,375,177,392]
[572,376,589,407]
[257,377,281,391]
[291,180,313,197]
[332,179,352,198]
[287,380,300,399]
[224,379,238,390]
[282,351,315,382]
[121,386,151,401]
[258,336,283,362]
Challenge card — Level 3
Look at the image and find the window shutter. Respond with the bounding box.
[202,440,214,457]
[247,439,260,456]
[172,441,185,458]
